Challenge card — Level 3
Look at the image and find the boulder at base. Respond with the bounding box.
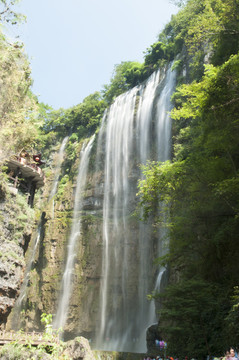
[63,336,95,360]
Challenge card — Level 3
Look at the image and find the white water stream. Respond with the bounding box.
[95,65,176,352]
[53,136,95,330]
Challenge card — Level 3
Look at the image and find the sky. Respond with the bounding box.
[8,0,178,110]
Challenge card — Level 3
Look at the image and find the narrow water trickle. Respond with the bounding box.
[147,64,176,325]
[53,135,95,331]
[95,65,176,353]
[49,136,69,217]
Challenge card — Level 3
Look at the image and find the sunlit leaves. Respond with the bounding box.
[0,0,26,25]
[102,61,146,103]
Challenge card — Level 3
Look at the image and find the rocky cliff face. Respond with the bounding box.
[4,135,144,344]
[0,180,35,327]
[19,166,105,339]
[3,140,104,339]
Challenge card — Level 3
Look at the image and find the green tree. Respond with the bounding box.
[102,61,146,103]
[41,92,106,138]
[144,41,175,69]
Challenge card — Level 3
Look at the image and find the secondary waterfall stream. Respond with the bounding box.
[53,136,95,330]
[11,136,69,330]
[95,65,176,352]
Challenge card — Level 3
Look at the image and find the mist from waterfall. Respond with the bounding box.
[95,65,176,352]
[53,136,95,331]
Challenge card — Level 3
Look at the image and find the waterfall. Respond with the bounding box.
[53,135,95,330]
[49,136,69,217]
[95,65,175,353]
[97,86,139,351]
[136,70,160,163]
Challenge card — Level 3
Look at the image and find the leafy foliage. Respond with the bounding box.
[144,41,175,69]
[102,61,148,103]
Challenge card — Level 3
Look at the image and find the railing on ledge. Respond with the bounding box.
[11,155,44,179]
[0,330,60,346]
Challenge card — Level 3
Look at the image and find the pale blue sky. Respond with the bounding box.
[9,0,178,109]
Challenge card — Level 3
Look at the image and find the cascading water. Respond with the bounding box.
[156,65,176,162]
[53,135,95,331]
[136,70,160,163]
[95,65,176,353]
[97,86,139,351]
